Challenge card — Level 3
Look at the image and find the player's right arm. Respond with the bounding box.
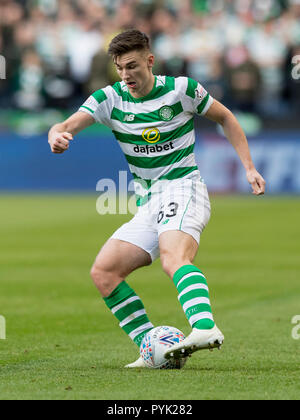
[48,111,95,154]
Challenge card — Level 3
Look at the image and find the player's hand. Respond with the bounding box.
[246,168,266,196]
[48,132,73,154]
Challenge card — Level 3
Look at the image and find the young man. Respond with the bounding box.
[48,30,265,368]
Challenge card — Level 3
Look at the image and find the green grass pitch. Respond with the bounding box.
[0,194,299,400]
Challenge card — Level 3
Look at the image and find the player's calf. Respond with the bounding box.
[91,239,154,351]
[159,231,198,279]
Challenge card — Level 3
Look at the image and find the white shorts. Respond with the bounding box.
[111,177,211,262]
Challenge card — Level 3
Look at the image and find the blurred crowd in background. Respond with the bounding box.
[0,0,300,119]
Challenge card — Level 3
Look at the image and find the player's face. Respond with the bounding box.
[114,50,155,98]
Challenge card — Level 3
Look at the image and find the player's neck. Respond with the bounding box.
[130,74,156,99]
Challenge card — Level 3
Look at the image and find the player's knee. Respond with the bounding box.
[90,264,122,297]
[90,264,103,287]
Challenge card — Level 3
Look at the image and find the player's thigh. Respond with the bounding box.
[92,238,152,279]
[111,210,160,262]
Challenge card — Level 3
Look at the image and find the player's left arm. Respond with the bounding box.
[204,99,266,196]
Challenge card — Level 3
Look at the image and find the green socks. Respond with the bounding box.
[173,265,215,330]
[104,281,153,346]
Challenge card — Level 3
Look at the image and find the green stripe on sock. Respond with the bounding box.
[122,314,151,336]
[104,281,134,309]
[178,288,210,304]
[177,276,208,295]
[195,319,215,329]
[173,264,204,287]
[113,299,145,321]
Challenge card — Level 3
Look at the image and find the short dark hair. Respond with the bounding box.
[108,29,151,59]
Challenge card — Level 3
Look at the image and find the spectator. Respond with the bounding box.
[224,45,261,112]
[12,48,45,110]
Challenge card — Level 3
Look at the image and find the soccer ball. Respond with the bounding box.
[140,326,187,369]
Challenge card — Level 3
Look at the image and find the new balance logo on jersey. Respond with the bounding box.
[133,142,174,155]
[124,114,135,122]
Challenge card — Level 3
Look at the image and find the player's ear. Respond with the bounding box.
[147,53,155,70]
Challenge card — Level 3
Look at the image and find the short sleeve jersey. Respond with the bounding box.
[79,76,213,205]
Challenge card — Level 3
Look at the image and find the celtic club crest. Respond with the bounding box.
[159,106,175,121]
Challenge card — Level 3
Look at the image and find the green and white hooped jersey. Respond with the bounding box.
[79,76,213,206]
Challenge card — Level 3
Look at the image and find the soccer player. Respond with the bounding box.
[48,30,265,367]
